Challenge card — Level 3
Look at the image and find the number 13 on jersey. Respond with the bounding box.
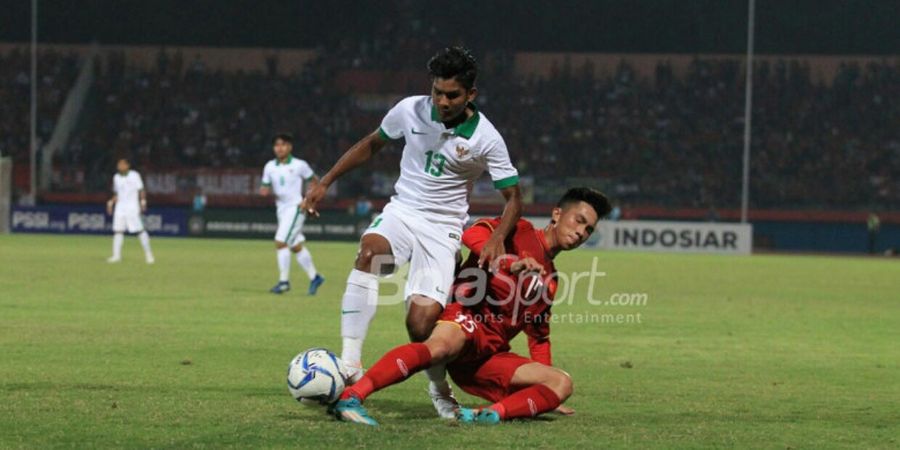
[424,150,446,177]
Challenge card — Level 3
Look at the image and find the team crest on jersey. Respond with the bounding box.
[455,145,470,159]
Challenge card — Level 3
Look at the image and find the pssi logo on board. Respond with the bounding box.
[68,213,106,231]
[12,211,50,229]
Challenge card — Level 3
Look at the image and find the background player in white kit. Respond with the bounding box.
[302,47,522,418]
[260,133,325,295]
[106,158,154,264]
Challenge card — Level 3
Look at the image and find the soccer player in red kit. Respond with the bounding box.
[333,188,611,425]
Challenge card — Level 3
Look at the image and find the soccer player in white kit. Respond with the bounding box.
[106,159,154,264]
[302,47,523,418]
[259,133,325,295]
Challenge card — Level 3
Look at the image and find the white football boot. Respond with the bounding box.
[428,382,460,419]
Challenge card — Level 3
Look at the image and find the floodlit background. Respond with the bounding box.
[0,2,898,448]
[0,0,897,251]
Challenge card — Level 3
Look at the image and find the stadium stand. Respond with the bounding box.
[3,43,897,210]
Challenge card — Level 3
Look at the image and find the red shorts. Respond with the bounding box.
[438,303,536,402]
[437,302,508,362]
[448,352,534,403]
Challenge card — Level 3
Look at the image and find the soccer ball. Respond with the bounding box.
[287,348,346,404]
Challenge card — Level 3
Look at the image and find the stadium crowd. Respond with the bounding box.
[0,49,80,166]
[484,57,898,208]
[3,44,897,209]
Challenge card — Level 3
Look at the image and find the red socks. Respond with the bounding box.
[341,342,432,402]
[490,384,561,420]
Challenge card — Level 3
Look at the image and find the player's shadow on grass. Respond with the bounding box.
[366,398,441,420]
[277,400,560,425]
[278,398,439,422]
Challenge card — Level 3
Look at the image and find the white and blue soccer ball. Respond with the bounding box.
[287,348,346,404]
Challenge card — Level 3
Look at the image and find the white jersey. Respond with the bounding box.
[261,156,315,210]
[379,96,519,223]
[112,170,144,215]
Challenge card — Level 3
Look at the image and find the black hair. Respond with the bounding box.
[272,133,294,145]
[557,187,612,219]
[427,46,478,90]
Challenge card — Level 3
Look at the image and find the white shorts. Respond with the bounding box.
[112,212,144,233]
[363,201,462,307]
[275,206,306,246]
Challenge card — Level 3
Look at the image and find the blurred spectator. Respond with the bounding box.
[608,202,622,221]
[192,188,207,213]
[354,196,373,217]
[868,212,880,254]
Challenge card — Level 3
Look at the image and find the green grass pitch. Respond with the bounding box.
[1,234,897,448]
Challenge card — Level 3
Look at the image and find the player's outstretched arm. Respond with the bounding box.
[301,130,387,216]
[478,185,522,269]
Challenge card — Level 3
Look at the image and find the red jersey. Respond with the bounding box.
[445,217,557,365]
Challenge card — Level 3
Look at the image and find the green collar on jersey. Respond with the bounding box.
[275,155,293,166]
[431,102,480,139]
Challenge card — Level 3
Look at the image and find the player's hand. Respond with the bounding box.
[478,236,505,270]
[510,257,546,276]
[300,183,327,217]
[554,405,575,415]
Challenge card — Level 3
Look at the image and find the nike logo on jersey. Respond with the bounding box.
[411,128,428,135]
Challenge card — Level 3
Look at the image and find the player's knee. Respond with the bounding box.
[354,249,371,271]
[355,236,394,274]
[275,241,288,249]
[547,369,573,401]
[291,243,303,253]
[354,247,382,273]
[424,338,451,362]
